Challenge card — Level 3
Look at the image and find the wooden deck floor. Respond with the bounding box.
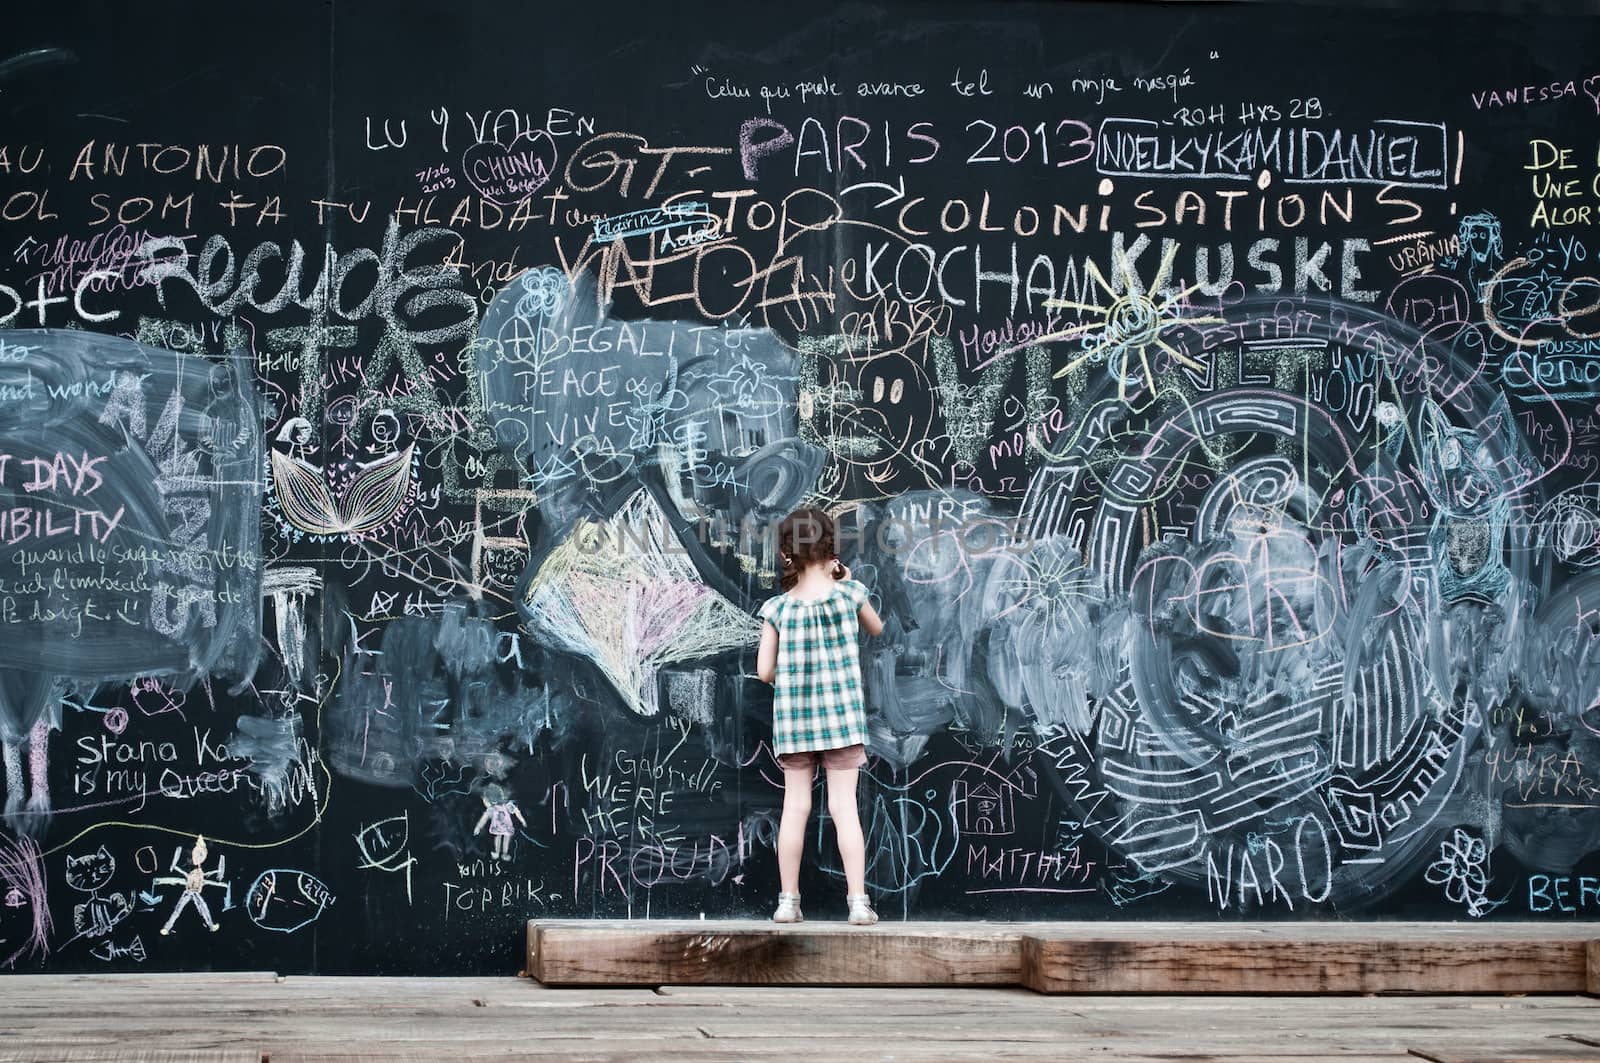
[1,974,1597,1062]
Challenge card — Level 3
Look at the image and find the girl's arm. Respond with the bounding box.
[835,565,885,636]
[756,621,779,684]
[472,807,491,835]
[511,803,528,826]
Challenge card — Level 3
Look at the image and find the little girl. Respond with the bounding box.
[756,508,884,925]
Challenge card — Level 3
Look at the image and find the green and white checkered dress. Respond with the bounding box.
[758,579,871,755]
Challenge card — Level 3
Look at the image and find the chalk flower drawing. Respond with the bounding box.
[520,489,758,716]
[1424,828,1503,917]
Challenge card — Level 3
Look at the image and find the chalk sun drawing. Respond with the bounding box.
[519,488,758,716]
[1036,240,1223,401]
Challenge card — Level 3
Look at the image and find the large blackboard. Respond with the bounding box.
[2,0,1599,975]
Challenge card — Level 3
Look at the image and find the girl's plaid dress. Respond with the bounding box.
[758,579,870,754]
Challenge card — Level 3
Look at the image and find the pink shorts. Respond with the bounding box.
[775,743,867,772]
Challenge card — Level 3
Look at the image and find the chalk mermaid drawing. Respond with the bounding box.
[268,437,417,540]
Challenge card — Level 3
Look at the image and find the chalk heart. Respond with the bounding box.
[1585,74,1600,114]
[462,130,557,206]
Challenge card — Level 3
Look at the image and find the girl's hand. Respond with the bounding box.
[832,560,850,581]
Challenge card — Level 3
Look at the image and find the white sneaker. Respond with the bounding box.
[772,891,803,923]
[846,893,877,925]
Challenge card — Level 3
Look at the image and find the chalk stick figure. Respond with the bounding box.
[473,784,525,861]
[156,836,225,935]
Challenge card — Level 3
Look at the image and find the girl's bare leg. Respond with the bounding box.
[826,767,866,897]
[778,764,813,895]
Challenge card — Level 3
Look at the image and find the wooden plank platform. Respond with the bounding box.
[1023,924,1598,994]
[1,975,1598,1062]
[529,920,1600,993]
[528,918,1026,986]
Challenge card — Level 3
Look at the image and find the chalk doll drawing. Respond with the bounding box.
[155,836,225,935]
[473,784,526,861]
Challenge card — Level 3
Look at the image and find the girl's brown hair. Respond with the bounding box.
[777,508,837,591]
